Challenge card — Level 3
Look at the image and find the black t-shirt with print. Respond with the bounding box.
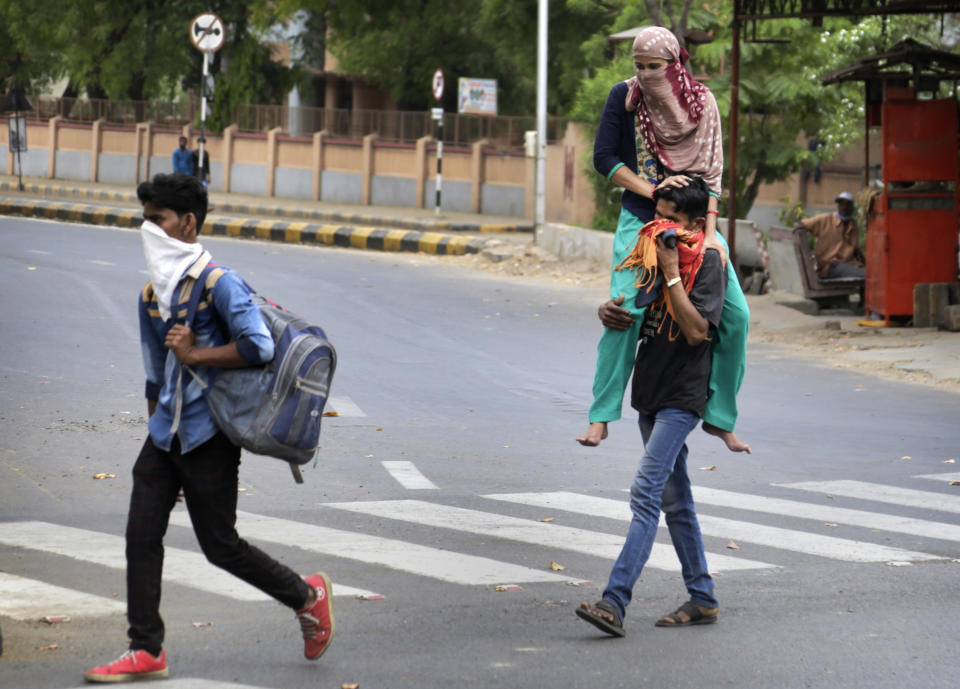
[631,249,726,417]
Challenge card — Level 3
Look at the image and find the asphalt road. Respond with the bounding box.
[2,216,959,689]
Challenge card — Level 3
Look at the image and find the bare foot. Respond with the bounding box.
[702,422,751,454]
[576,422,608,447]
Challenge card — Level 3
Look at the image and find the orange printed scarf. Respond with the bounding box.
[616,217,705,340]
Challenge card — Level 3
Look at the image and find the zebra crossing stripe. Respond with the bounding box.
[323,500,774,572]
[0,521,372,600]
[691,486,960,544]
[170,510,575,587]
[780,480,960,515]
[483,492,939,563]
[913,472,960,483]
[0,572,125,621]
[67,680,266,689]
[382,460,439,490]
[326,396,366,417]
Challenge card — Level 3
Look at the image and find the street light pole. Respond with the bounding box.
[535,0,548,238]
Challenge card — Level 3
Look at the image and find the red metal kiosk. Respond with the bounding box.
[823,41,960,325]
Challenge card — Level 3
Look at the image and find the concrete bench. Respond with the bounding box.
[791,225,864,312]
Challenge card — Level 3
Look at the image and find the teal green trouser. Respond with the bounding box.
[588,208,749,432]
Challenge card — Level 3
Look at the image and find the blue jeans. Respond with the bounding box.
[602,408,718,619]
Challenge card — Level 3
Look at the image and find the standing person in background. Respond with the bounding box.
[575,26,751,455]
[172,136,193,176]
[192,136,210,190]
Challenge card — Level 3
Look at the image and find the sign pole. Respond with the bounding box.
[14,113,23,191]
[189,12,225,190]
[435,117,443,217]
[199,50,209,183]
[431,68,444,217]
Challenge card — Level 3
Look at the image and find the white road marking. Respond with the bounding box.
[913,472,960,483]
[780,480,960,515]
[27,249,52,255]
[68,680,267,689]
[0,521,371,600]
[0,572,125,620]
[88,259,116,266]
[691,485,960,543]
[169,510,575,587]
[484,492,940,563]
[326,396,366,417]
[382,460,438,490]
[324,500,774,572]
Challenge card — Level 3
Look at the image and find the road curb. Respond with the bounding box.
[0,181,533,235]
[0,196,494,256]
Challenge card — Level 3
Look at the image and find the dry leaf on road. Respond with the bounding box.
[699,465,717,471]
[539,517,555,523]
[342,683,360,689]
[550,561,565,571]
[92,473,116,480]
[726,540,739,550]
[900,456,911,460]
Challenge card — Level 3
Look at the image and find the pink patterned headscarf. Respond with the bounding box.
[625,26,723,194]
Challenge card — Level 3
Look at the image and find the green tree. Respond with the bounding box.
[0,0,300,132]
[570,5,959,229]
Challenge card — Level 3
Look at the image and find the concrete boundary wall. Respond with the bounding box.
[1,117,579,221]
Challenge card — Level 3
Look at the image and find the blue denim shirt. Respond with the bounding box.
[139,253,274,453]
[172,147,194,175]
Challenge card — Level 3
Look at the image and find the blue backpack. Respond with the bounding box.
[181,263,337,483]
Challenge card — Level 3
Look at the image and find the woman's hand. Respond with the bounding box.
[656,174,691,191]
[702,233,729,268]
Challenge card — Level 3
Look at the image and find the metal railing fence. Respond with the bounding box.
[22,95,566,146]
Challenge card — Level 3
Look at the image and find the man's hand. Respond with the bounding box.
[598,294,634,330]
[656,237,680,281]
[165,324,197,365]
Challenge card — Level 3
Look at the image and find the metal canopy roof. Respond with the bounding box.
[736,0,960,21]
[820,38,960,84]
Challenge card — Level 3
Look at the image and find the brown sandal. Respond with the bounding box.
[655,600,718,627]
[576,600,625,637]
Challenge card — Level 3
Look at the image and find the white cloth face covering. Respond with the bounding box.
[141,219,204,321]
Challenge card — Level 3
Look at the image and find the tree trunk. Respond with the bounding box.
[642,0,693,48]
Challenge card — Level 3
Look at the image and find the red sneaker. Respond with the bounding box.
[296,572,335,660]
[83,649,169,683]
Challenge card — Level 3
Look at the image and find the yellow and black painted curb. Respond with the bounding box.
[0,180,533,234]
[0,196,493,256]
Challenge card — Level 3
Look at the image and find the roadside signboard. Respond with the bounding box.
[432,69,444,101]
[190,12,226,53]
[457,78,497,116]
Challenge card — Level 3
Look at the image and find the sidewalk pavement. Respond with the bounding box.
[1,174,956,392]
[747,290,960,392]
[0,175,532,256]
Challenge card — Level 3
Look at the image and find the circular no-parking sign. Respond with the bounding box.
[190,13,226,53]
[432,69,444,101]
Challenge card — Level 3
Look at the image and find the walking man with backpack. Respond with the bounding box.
[84,173,334,683]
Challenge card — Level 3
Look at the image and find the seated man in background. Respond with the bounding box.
[797,191,865,279]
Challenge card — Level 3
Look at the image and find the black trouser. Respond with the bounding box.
[125,432,309,655]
